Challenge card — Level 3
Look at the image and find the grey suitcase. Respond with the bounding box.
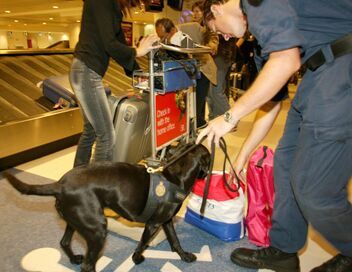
[111,92,151,164]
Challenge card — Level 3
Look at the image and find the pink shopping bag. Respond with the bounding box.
[245,146,275,247]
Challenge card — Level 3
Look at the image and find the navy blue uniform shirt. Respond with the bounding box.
[242,0,352,62]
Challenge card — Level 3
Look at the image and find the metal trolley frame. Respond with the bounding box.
[133,43,212,165]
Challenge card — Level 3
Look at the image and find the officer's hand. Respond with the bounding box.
[232,155,247,183]
[196,115,237,147]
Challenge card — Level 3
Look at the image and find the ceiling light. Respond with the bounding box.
[24,23,27,26]
[49,17,54,20]
[14,20,19,23]
[76,20,80,23]
[52,6,59,9]
[42,22,47,25]
[5,10,11,14]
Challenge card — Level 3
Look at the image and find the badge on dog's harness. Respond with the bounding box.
[156,181,166,197]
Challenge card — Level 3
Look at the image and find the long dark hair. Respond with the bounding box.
[117,0,146,16]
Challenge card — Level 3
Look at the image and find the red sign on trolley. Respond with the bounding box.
[155,91,188,149]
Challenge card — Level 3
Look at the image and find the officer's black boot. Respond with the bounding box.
[230,246,300,272]
[310,254,352,272]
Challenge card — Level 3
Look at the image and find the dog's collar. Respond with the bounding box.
[135,173,187,222]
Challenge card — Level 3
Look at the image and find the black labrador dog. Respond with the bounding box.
[4,143,210,272]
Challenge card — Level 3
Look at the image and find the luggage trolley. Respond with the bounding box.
[133,43,212,166]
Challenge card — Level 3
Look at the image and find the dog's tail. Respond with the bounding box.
[3,172,61,196]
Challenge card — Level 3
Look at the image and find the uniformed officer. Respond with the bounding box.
[197,0,352,271]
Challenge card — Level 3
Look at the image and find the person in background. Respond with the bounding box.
[70,0,159,167]
[189,1,219,127]
[207,35,234,120]
[155,17,218,128]
[198,0,352,272]
[155,18,178,44]
[235,33,258,89]
[191,0,204,24]
[192,0,231,121]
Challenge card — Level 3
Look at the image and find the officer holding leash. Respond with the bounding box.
[197,0,352,271]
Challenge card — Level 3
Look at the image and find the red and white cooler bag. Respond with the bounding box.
[185,171,245,242]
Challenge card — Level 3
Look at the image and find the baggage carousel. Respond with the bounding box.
[0,49,148,170]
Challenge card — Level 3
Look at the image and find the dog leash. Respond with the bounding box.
[199,137,242,215]
[219,137,242,193]
[146,137,208,174]
[200,139,215,215]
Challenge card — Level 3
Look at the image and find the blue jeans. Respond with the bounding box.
[69,58,115,167]
[207,56,231,120]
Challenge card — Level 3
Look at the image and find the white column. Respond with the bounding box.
[68,23,81,49]
[0,31,8,49]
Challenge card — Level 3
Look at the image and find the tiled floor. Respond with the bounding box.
[15,84,351,272]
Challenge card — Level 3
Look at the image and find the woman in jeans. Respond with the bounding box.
[70,0,159,167]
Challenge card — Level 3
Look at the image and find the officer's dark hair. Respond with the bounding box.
[203,0,262,24]
[203,0,225,24]
[155,18,176,33]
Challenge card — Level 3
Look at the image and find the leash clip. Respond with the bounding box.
[146,166,164,173]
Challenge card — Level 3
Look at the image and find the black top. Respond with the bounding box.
[74,0,138,77]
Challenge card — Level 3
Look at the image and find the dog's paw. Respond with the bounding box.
[132,253,145,264]
[70,254,84,264]
[180,252,197,263]
[80,263,96,272]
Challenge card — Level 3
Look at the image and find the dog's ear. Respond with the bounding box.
[165,146,177,159]
[165,141,192,160]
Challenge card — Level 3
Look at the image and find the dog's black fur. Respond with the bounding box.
[4,143,210,272]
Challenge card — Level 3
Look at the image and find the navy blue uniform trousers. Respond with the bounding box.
[270,53,352,256]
